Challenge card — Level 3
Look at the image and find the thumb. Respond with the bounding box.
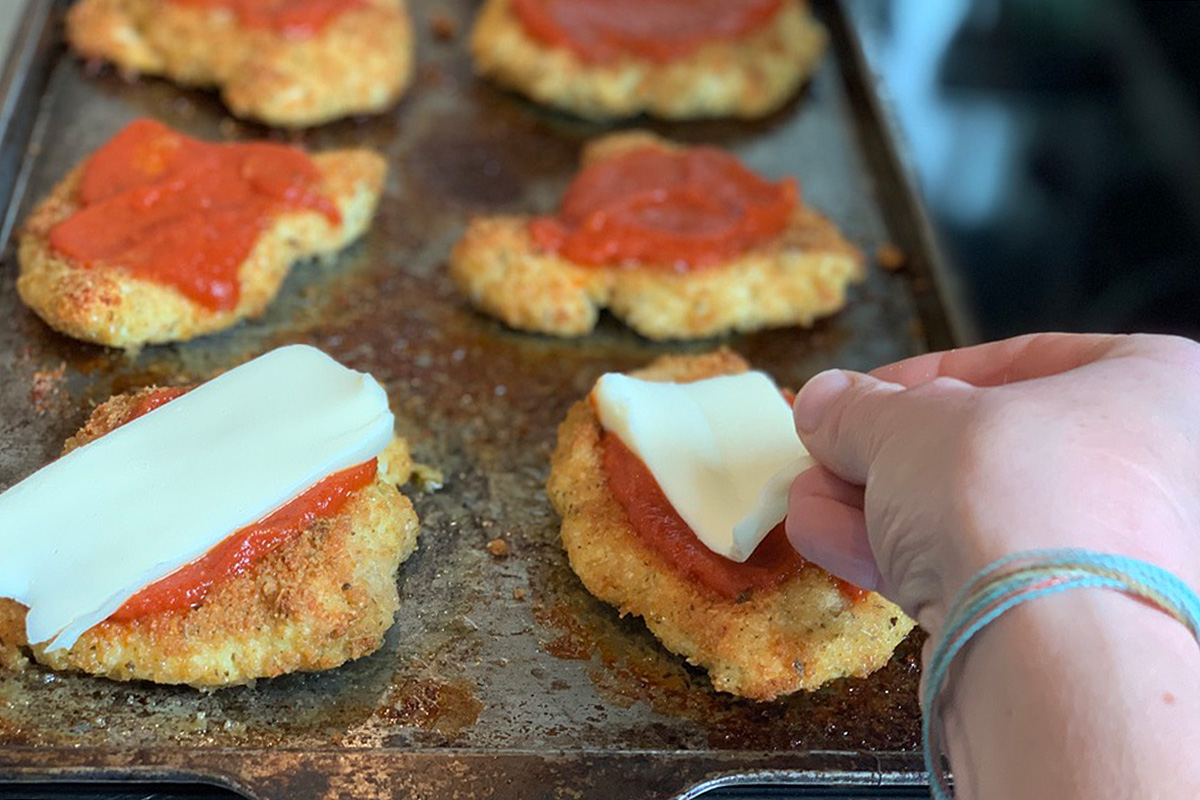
[793,369,907,485]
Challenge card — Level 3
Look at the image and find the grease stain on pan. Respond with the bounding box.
[375,678,484,737]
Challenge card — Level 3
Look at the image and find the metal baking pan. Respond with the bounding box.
[0,0,967,796]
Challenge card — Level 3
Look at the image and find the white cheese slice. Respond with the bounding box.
[593,371,814,563]
[0,345,393,652]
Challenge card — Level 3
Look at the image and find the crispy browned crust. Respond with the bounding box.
[17,149,386,350]
[65,0,413,127]
[0,388,421,689]
[0,602,26,672]
[470,0,825,120]
[450,132,864,340]
[546,351,914,700]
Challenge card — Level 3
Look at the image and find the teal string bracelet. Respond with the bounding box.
[922,549,1200,800]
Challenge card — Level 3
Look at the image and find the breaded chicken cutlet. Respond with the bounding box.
[0,386,421,689]
[66,0,413,128]
[470,0,826,120]
[450,132,864,340]
[18,130,386,351]
[547,351,914,700]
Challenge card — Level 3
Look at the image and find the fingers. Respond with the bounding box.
[870,333,1123,388]
[793,369,907,485]
[786,480,881,592]
[791,463,865,509]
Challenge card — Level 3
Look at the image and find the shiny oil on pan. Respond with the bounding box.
[0,0,962,796]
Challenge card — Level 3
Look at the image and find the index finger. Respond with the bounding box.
[869,333,1124,388]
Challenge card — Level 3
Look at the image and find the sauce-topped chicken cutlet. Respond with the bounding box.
[18,119,386,350]
[547,351,914,700]
[66,0,413,127]
[450,131,863,340]
[470,0,826,120]
[0,346,423,689]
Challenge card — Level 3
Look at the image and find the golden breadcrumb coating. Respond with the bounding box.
[18,149,386,350]
[547,351,915,700]
[0,388,421,689]
[66,0,413,127]
[450,132,863,339]
[470,0,825,120]
[0,604,25,672]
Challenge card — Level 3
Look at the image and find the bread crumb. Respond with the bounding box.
[430,10,458,41]
[30,363,67,415]
[908,318,926,342]
[875,243,906,272]
[412,463,445,492]
[512,588,526,601]
[486,538,510,558]
[0,642,29,671]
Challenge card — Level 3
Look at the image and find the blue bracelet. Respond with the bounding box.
[923,549,1200,800]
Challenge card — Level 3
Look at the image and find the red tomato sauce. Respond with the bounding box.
[602,432,804,600]
[529,145,797,271]
[833,577,869,605]
[103,387,377,622]
[170,0,365,36]
[118,386,190,425]
[511,0,784,64]
[48,119,339,311]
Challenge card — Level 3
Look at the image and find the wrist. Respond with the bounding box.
[932,565,1200,799]
[927,518,1200,636]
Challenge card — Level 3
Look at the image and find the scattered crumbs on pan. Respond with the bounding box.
[486,538,510,558]
[30,362,66,416]
[430,10,459,41]
[412,462,445,492]
[876,243,907,272]
[222,718,247,734]
[512,588,527,602]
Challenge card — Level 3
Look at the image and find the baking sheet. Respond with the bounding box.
[0,0,957,796]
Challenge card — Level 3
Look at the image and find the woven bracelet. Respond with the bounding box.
[922,548,1200,800]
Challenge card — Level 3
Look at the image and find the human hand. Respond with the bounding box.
[786,332,1200,636]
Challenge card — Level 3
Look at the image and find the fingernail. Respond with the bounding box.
[794,369,852,433]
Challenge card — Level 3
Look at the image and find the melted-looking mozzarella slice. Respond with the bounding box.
[592,371,814,563]
[0,345,393,652]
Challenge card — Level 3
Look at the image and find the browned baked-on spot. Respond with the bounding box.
[430,10,459,41]
[876,243,907,272]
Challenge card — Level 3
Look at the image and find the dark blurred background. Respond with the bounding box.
[846,0,1200,342]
